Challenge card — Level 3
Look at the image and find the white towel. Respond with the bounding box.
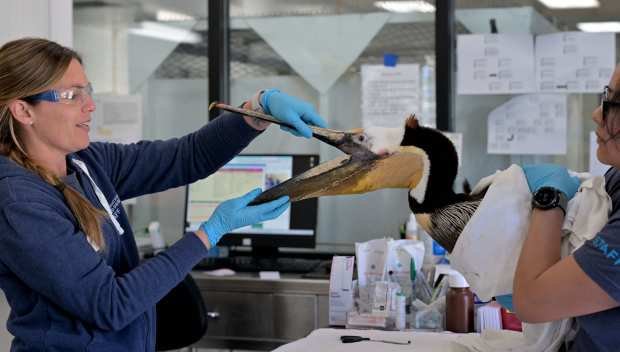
[563,175,611,253]
[449,164,611,352]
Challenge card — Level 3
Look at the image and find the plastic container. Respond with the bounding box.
[445,270,474,333]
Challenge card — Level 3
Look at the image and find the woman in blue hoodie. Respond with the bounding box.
[0,38,326,351]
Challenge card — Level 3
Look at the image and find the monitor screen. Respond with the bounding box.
[184,154,319,248]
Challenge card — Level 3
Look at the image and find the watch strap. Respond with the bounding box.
[556,190,568,215]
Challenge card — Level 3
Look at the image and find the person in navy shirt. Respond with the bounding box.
[513,65,620,352]
[0,38,326,351]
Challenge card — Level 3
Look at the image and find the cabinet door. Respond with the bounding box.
[272,294,316,340]
[317,295,330,328]
[203,291,274,339]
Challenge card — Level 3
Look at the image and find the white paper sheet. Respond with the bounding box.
[361,64,420,128]
[457,34,536,95]
[535,32,615,93]
[589,131,611,176]
[487,94,567,155]
[91,94,143,144]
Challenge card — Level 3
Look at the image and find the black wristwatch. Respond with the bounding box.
[532,187,568,215]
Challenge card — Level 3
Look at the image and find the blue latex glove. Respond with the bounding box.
[495,294,514,311]
[261,89,327,138]
[522,163,580,199]
[200,189,289,247]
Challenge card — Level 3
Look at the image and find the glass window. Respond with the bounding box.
[453,1,612,185]
[73,2,208,243]
[229,2,436,251]
[73,0,620,253]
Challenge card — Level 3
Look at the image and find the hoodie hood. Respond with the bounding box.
[0,155,39,180]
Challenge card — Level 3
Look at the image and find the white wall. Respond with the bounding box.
[0,0,72,47]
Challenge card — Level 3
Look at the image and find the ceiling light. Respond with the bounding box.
[156,10,195,22]
[537,0,599,9]
[577,21,620,32]
[128,22,201,44]
[374,1,435,13]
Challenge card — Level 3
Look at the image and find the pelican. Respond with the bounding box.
[210,103,486,251]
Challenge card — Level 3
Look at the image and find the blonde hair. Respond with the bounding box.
[0,38,106,250]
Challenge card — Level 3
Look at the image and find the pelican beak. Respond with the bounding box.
[209,102,430,204]
[210,102,376,160]
[249,145,429,204]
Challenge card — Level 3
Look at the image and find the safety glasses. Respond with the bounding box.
[601,85,620,124]
[22,83,93,106]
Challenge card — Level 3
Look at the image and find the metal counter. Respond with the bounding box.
[191,271,330,351]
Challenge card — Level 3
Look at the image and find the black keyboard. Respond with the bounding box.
[195,256,324,274]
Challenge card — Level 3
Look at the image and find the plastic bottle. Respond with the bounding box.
[148,221,166,254]
[405,213,418,240]
[445,270,474,333]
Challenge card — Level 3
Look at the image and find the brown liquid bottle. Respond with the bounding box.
[445,271,474,333]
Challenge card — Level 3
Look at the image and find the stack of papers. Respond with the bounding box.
[476,302,503,332]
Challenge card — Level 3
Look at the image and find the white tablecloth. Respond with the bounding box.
[273,328,474,352]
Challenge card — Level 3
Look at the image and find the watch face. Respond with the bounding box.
[533,187,561,210]
[536,189,556,205]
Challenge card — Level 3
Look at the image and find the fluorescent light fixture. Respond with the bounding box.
[537,0,599,9]
[128,22,201,43]
[374,1,435,13]
[577,21,620,32]
[156,10,195,22]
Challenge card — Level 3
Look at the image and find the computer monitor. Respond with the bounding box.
[184,154,319,253]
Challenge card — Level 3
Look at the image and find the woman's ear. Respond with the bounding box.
[7,100,34,126]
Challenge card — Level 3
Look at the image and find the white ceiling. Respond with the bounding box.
[74,0,620,31]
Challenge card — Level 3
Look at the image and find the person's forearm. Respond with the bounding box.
[513,208,563,318]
